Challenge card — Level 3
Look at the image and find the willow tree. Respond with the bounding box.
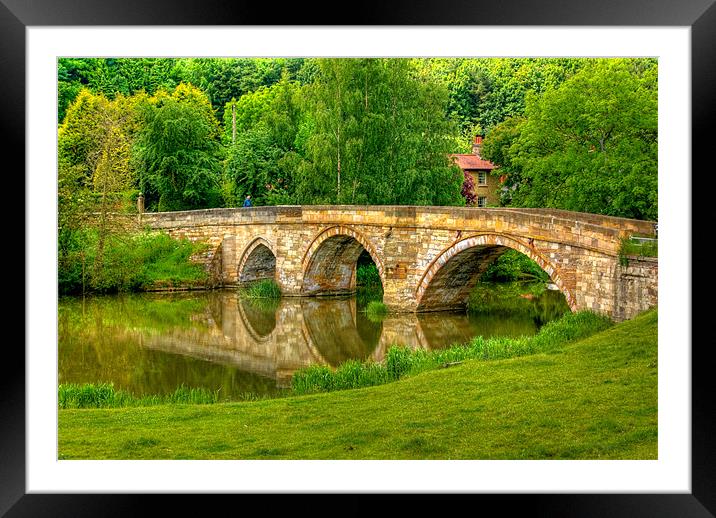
[133,82,223,211]
[295,58,463,206]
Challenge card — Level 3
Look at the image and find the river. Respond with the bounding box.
[58,285,568,400]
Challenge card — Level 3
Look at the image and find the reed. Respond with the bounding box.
[364,300,388,322]
[291,310,613,395]
[58,383,223,408]
[239,279,282,299]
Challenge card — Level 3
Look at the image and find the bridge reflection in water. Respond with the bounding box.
[58,290,551,398]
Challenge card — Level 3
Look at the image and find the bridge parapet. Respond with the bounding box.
[142,205,655,257]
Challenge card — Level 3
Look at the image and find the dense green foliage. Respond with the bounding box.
[417,58,586,142]
[292,59,463,205]
[480,249,550,282]
[356,263,381,287]
[58,229,208,295]
[291,309,612,395]
[58,56,657,218]
[481,59,658,220]
[133,83,223,211]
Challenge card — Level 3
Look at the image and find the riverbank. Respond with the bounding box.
[58,307,657,460]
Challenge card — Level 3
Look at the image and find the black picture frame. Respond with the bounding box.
[7,0,712,514]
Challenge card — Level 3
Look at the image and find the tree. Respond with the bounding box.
[222,123,282,207]
[220,74,305,206]
[57,58,181,124]
[295,58,463,206]
[480,115,526,206]
[174,58,305,119]
[133,83,223,211]
[482,59,658,220]
[58,89,143,292]
[58,89,141,226]
[461,170,477,206]
[413,57,586,150]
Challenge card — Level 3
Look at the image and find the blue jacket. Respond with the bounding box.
[243,198,252,207]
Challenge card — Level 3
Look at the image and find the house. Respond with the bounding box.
[450,136,499,207]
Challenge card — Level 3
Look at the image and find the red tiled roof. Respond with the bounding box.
[450,154,497,170]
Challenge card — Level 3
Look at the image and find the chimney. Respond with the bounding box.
[472,135,483,158]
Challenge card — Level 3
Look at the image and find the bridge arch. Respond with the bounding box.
[301,225,385,295]
[237,237,276,285]
[237,296,276,342]
[415,233,577,312]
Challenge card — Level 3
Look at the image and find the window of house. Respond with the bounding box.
[477,196,487,207]
[477,171,487,185]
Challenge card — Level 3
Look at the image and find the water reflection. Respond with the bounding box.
[58,288,566,399]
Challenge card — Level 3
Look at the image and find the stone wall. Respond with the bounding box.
[613,256,659,322]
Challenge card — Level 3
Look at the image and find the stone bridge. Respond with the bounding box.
[140,205,658,321]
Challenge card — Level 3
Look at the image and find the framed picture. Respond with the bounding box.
[10,0,711,513]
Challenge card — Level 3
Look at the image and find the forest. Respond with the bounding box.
[59,57,657,213]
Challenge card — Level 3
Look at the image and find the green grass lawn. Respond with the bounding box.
[58,309,657,460]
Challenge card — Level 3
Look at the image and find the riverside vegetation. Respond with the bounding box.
[58,253,573,406]
[57,246,656,459]
[59,229,209,295]
[290,310,610,395]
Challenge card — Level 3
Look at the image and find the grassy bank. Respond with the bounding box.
[58,308,658,460]
[59,383,225,408]
[59,229,209,295]
[291,310,611,395]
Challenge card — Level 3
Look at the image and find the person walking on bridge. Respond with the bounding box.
[243,195,252,207]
